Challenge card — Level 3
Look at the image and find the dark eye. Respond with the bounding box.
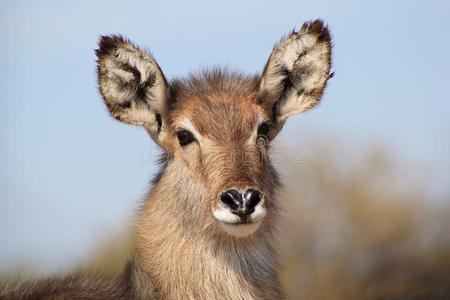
[257,122,271,137]
[176,129,196,146]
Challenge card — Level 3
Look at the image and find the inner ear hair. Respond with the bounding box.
[259,19,333,122]
[96,35,169,147]
[96,35,168,124]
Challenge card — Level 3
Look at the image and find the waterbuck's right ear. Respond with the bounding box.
[96,35,169,148]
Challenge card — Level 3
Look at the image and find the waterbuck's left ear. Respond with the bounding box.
[258,20,333,134]
[96,35,169,148]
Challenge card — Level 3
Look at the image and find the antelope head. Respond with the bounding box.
[96,20,332,238]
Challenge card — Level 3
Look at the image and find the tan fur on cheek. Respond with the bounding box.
[180,144,200,170]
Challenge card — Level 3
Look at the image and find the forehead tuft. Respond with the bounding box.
[169,69,263,137]
[169,68,259,100]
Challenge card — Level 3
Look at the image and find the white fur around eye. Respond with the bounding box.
[246,114,270,146]
[176,118,202,143]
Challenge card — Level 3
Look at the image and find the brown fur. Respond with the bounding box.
[0,272,129,299]
[1,20,333,300]
[133,71,283,299]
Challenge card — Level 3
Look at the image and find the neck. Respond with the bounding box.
[128,159,283,299]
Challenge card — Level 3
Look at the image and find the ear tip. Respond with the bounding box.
[95,34,128,58]
[301,19,327,29]
[300,19,332,43]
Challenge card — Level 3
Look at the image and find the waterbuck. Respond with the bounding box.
[1,20,332,299]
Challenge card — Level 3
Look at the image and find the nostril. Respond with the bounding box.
[244,189,262,211]
[220,189,242,210]
[219,189,262,219]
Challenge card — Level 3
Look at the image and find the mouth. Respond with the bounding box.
[212,197,267,238]
[217,220,262,238]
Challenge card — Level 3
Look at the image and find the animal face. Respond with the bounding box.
[96,20,332,237]
[168,78,276,237]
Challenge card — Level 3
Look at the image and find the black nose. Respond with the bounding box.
[220,189,242,211]
[244,189,262,214]
[220,189,262,220]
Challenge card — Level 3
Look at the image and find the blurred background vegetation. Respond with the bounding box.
[277,141,450,299]
[2,1,450,299]
[3,140,448,299]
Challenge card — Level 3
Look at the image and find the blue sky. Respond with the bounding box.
[1,0,449,274]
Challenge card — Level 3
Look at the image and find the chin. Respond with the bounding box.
[218,221,262,238]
